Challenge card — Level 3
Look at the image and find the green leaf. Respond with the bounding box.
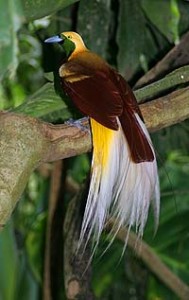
[25,213,47,283]
[170,0,180,44]
[0,224,38,300]
[145,151,189,278]
[77,0,111,58]
[92,239,124,297]
[15,258,39,300]
[141,0,180,44]
[12,82,72,121]
[21,0,79,21]
[68,154,90,184]
[0,223,18,300]
[0,0,24,80]
[117,0,158,80]
[178,0,189,34]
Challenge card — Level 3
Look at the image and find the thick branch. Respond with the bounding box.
[135,66,189,103]
[135,31,189,88]
[0,112,90,226]
[0,85,189,226]
[140,87,189,132]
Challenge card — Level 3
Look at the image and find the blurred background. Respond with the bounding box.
[1,0,189,299]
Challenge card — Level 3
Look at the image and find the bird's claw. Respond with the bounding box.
[65,117,90,132]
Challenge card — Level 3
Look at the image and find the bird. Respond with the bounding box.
[45,31,160,247]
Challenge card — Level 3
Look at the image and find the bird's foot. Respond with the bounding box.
[65,117,90,132]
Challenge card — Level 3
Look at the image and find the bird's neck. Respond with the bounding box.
[68,45,88,60]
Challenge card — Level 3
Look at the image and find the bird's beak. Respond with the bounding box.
[44,35,64,44]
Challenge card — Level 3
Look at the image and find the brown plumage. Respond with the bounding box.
[60,49,154,163]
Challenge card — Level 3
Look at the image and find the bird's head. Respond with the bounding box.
[45,31,87,58]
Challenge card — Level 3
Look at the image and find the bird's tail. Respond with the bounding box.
[79,116,160,247]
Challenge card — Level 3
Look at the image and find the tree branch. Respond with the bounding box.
[135,31,189,88]
[140,87,189,132]
[0,112,90,227]
[135,66,189,103]
[0,83,189,226]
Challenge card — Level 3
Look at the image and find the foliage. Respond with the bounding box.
[1,0,189,299]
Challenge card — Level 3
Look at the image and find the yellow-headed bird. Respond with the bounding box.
[45,32,160,246]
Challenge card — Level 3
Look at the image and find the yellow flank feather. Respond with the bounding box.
[90,118,115,169]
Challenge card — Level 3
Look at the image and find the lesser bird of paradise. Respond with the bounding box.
[45,31,160,246]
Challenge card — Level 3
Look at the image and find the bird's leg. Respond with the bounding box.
[65,117,90,132]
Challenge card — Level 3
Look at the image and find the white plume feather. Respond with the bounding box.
[79,115,160,247]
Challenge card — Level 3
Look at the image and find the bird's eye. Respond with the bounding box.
[68,35,72,39]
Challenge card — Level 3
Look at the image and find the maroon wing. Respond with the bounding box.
[61,55,154,163]
[111,71,154,163]
[62,70,123,130]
